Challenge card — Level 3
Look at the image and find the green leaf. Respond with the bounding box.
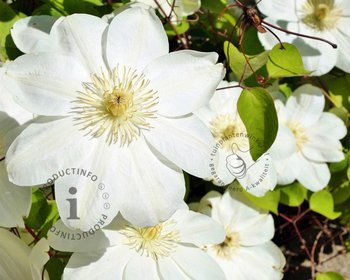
[45,258,66,280]
[0,1,26,61]
[83,0,105,6]
[237,87,278,160]
[166,21,190,36]
[243,189,280,214]
[326,74,350,110]
[266,43,310,78]
[316,272,345,280]
[38,200,60,238]
[25,189,51,229]
[310,190,341,219]
[223,41,269,81]
[329,153,348,173]
[329,107,349,126]
[332,181,350,205]
[279,182,308,207]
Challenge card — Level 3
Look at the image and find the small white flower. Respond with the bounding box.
[132,0,201,22]
[196,81,277,197]
[0,229,49,280]
[270,84,347,191]
[48,209,226,280]
[258,0,350,75]
[194,190,286,280]
[0,66,33,228]
[4,7,224,229]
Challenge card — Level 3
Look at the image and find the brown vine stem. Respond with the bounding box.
[154,0,189,49]
[279,210,314,264]
[25,224,40,242]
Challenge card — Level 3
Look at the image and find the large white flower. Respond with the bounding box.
[270,84,346,191]
[0,66,33,228]
[132,0,201,22]
[193,190,286,280]
[195,81,277,197]
[4,7,224,229]
[0,229,49,280]
[48,209,226,280]
[258,0,350,75]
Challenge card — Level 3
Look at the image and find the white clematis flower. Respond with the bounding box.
[195,81,277,197]
[132,0,201,22]
[194,190,286,280]
[0,229,50,280]
[258,0,350,75]
[270,84,347,191]
[48,209,226,280]
[0,66,33,228]
[4,7,224,229]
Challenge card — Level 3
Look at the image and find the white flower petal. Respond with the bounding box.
[113,138,186,227]
[171,246,226,280]
[0,161,31,228]
[286,22,337,76]
[335,22,350,72]
[172,209,225,246]
[296,154,330,191]
[11,16,58,54]
[63,246,132,280]
[302,112,346,162]
[29,238,50,280]
[270,124,296,160]
[48,219,127,253]
[258,1,297,21]
[275,154,300,185]
[0,229,31,279]
[303,136,344,163]
[238,214,274,246]
[4,53,88,116]
[106,6,168,71]
[157,257,190,280]
[144,50,224,117]
[285,84,325,126]
[218,242,285,280]
[145,114,215,178]
[6,117,95,186]
[124,254,159,280]
[50,14,108,73]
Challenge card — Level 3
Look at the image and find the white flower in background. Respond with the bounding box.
[195,81,277,197]
[0,229,49,280]
[132,0,201,22]
[4,7,224,229]
[257,0,350,75]
[0,66,33,228]
[193,190,285,280]
[48,209,226,280]
[270,84,347,191]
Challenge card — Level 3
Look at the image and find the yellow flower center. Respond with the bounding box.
[287,121,308,151]
[212,229,240,260]
[210,114,249,151]
[301,0,341,31]
[120,220,180,261]
[71,65,158,146]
